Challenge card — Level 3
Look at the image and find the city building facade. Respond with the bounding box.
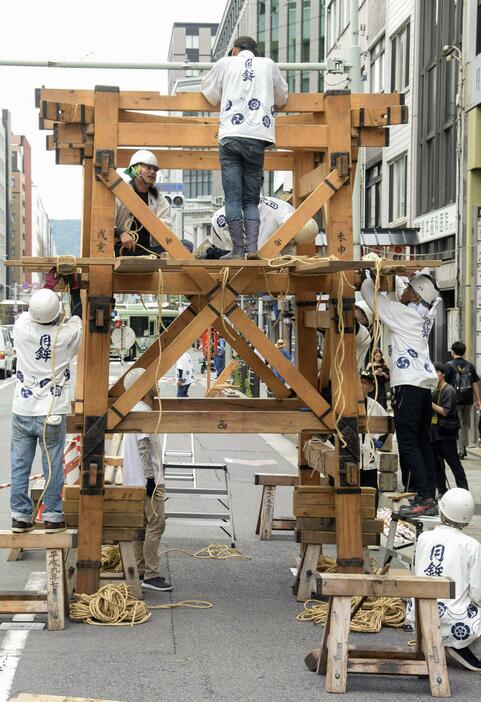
[11,135,32,286]
[1,110,13,293]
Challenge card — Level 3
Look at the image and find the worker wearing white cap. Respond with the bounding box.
[361,270,440,518]
[115,149,173,256]
[206,196,318,257]
[122,367,172,593]
[354,299,372,371]
[407,488,481,671]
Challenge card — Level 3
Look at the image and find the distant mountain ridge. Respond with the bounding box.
[51,219,81,256]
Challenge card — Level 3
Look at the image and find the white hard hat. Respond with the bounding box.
[409,273,439,305]
[123,367,145,391]
[128,150,158,170]
[439,488,475,526]
[281,213,318,245]
[354,299,373,326]
[28,289,61,324]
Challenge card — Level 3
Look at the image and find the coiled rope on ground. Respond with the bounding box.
[296,553,406,633]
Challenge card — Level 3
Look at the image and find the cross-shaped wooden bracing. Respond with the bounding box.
[23,86,426,597]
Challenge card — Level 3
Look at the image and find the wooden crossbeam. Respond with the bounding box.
[36,88,404,112]
[260,168,347,258]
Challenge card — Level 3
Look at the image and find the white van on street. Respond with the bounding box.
[0,326,15,379]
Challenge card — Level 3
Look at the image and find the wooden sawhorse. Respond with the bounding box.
[314,573,454,697]
[255,473,297,540]
[0,529,76,630]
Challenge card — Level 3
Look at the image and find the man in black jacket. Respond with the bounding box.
[445,341,481,458]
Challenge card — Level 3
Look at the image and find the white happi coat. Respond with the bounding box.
[361,276,438,390]
[201,50,288,144]
[356,323,371,372]
[406,525,481,649]
[211,197,295,249]
[361,396,387,471]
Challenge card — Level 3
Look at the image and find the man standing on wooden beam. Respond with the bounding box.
[361,271,440,517]
[114,149,173,256]
[10,270,82,533]
[201,36,288,260]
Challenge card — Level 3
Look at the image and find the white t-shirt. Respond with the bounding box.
[176,352,195,386]
[13,312,83,416]
[211,197,295,250]
[361,277,438,390]
[201,50,288,144]
[123,401,163,486]
[406,525,481,649]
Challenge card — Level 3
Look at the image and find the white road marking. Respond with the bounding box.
[0,380,16,392]
[0,571,45,702]
[224,458,277,467]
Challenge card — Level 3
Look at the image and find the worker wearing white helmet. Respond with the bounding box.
[354,299,372,371]
[361,268,440,518]
[115,149,173,256]
[205,197,318,258]
[122,367,172,592]
[10,269,83,534]
[407,488,481,671]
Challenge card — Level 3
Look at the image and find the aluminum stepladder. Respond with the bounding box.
[162,433,237,547]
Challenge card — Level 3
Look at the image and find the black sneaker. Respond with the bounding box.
[142,577,173,592]
[399,498,438,518]
[44,521,67,533]
[398,495,424,513]
[11,518,34,533]
[446,646,481,671]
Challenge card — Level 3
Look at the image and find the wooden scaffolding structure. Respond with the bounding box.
[17,86,413,596]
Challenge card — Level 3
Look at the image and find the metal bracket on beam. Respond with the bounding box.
[77,560,102,569]
[94,149,115,178]
[336,558,364,568]
[88,295,112,333]
[81,414,107,495]
[330,152,350,177]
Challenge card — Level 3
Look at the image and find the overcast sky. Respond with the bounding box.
[0,0,227,219]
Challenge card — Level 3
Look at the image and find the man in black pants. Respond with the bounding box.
[431,362,469,495]
[361,271,440,517]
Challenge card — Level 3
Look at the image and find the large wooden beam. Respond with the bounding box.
[77,86,119,595]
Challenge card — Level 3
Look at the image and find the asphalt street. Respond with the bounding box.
[0,359,481,702]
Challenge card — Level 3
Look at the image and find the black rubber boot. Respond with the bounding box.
[245,219,260,259]
[220,220,245,259]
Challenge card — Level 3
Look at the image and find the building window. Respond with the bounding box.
[365,162,382,227]
[186,34,199,50]
[391,23,410,92]
[257,1,266,56]
[183,169,212,199]
[271,0,279,61]
[369,35,385,93]
[389,154,407,222]
[301,0,311,91]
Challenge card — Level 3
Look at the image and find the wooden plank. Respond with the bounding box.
[0,601,48,613]
[117,123,329,149]
[77,85,119,596]
[296,530,379,546]
[0,591,47,600]
[418,598,451,697]
[65,514,145,527]
[294,503,375,519]
[258,485,276,540]
[255,473,298,486]
[298,163,325,199]
[119,541,143,600]
[0,530,76,549]
[64,486,145,500]
[347,658,428,675]
[114,148,294,172]
[36,88,404,112]
[296,544,321,602]
[348,645,418,660]
[45,548,65,630]
[68,410,333,434]
[63,499,144,514]
[102,527,145,542]
[296,517,384,533]
[304,309,331,329]
[325,596,351,693]
[317,574,455,599]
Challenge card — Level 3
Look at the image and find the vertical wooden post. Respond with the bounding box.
[324,91,363,574]
[293,151,321,488]
[77,86,119,595]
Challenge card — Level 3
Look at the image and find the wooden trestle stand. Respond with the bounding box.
[7,86,445,690]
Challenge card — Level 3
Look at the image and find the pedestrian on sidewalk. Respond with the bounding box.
[272,338,292,383]
[176,351,195,397]
[366,348,390,409]
[214,337,226,377]
[361,271,440,517]
[407,488,481,671]
[359,370,388,507]
[431,363,469,496]
[445,341,481,459]
[201,36,288,259]
[10,269,82,533]
[122,368,172,592]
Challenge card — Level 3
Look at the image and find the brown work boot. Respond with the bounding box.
[304,648,321,672]
[44,521,67,533]
[11,518,34,533]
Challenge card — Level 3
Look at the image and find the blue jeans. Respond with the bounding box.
[177,384,190,397]
[219,137,266,223]
[10,414,67,523]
